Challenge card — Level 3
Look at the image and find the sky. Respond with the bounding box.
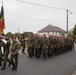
[0,0,76,34]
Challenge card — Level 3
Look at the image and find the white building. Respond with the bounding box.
[38,24,67,36]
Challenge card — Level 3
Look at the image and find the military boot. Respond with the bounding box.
[1,64,6,70]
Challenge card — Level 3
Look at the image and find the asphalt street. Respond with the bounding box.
[0,45,76,75]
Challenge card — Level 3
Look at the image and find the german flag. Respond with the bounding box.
[0,5,5,34]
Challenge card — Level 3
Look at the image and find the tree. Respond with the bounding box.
[21,32,27,37]
[73,24,76,35]
[6,32,13,38]
[14,32,20,37]
[7,32,12,34]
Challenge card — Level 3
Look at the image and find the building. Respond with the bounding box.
[24,32,33,35]
[38,24,67,36]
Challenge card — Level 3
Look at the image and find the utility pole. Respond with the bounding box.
[66,9,68,36]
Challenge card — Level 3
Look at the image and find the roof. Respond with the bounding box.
[38,24,66,33]
[24,32,33,35]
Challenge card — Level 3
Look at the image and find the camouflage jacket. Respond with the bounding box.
[34,37,41,48]
[11,41,19,53]
[42,38,49,49]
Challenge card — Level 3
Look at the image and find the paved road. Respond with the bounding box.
[1,46,76,75]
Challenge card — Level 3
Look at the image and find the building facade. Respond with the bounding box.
[38,24,67,36]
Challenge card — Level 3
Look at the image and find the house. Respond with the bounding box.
[38,24,67,36]
[23,32,33,36]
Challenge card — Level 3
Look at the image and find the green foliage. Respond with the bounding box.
[68,33,76,38]
[6,31,32,38]
[73,24,76,35]
[21,32,28,38]
[14,32,19,36]
[6,32,13,38]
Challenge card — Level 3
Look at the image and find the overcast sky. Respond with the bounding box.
[0,0,76,34]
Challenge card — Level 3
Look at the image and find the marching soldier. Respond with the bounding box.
[27,34,34,58]
[48,35,54,58]
[42,34,48,60]
[34,34,41,59]
[1,34,11,70]
[10,37,19,71]
[0,36,3,67]
[21,36,26,54]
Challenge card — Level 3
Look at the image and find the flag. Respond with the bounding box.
[0,5,5,29]
[0,4,5,34]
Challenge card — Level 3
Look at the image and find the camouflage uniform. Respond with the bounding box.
[27,35,34,58]
[42,34,48,60]
[10,38,19,71]
[34,34,41,59]
[48,36,54,58]
[1,35,11,70]
[21,37,26,54]
[0,38,3,66]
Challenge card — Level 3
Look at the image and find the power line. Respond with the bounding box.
[5,12,25,17]
[16,0,76,16]
[16,0,66,11]
[16,0,76,17]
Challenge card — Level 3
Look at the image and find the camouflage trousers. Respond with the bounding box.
[27,47,34,58]
[2,49,10,68]
[0,50,2,66]
[10,53,18,69]
[42,49,48,60]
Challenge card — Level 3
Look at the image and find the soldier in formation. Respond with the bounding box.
[0,33,74,71]
[34,34,42,59]
[0,36,3,66]
[0,35,20,71]
[10,37,20,71]
[21,36,26,54]
[27,34,34,58]
[41,34,49,60]
[27,34,74,60]
[1,34,11,70]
